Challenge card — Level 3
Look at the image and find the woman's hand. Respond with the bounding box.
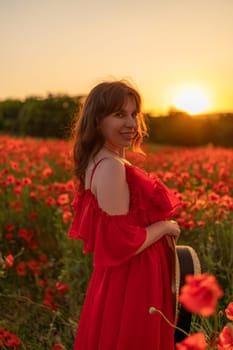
[163,220,181,242]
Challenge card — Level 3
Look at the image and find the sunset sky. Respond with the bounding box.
[1,0,233,115]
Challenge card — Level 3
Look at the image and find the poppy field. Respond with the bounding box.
[0,135,233,349]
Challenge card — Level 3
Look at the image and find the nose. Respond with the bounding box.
[126,115,138,129]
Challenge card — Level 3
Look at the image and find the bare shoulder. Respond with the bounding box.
[93,157,126,185]
[92,157,129,215]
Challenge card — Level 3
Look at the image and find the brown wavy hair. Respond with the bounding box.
[71,80,148,188]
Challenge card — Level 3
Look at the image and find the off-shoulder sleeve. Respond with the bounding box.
[68,191,147,267]
[94,214,147,266]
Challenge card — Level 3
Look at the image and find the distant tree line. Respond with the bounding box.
[0,94,81,139]
[146,110,233,147]
[0,95,233,147]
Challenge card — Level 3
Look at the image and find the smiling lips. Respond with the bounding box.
[121,132,136,139]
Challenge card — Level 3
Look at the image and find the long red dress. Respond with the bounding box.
[69,161,181,350]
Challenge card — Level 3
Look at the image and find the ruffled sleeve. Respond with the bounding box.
[147,177,181,222]
[125,165,181,223]
[68,190,147,267]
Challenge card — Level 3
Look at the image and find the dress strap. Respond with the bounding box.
[89,158,108,188]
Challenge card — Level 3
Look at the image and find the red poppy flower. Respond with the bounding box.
[43,166,53,177]
[57,193,69,206]
[45,196,56,206]
[5,233,13,240]
[16,262,27,276]
[217,324,233,350]
[225,302,233,321]
[176,332,207,350]
[55,281,69,298]
[18,228,33,242]
[29,191,37,199]
[63,205,70,212]
[27,239,39,250]
[44,287,57,311]
[39,253,48,263]
[179,273,223,316]
[27,260,42,276]
[56,281,69,293]
[4,224,15,232]
[38,279,46,288]
[29,211,38,220]
[63,211,72,224]
[22,177,32,185]
[5,174,16,185]
[0,328,21,349]
[4,254,14,267]
[13,185,22,195]
[9,200,22,210]
[197,221,205,227]
[10,160,20,171]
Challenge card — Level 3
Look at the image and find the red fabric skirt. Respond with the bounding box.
[73,238,174,350]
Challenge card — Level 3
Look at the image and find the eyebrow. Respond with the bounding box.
[118,108,138,114]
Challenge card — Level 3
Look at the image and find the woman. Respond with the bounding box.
[69,80,181,349]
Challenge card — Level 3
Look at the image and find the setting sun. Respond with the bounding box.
[172,84,211,115]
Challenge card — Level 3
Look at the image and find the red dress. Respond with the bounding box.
[69,161,181,350]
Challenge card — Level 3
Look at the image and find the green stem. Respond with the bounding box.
[45,310,58,341]
[149,307,190,337]
[212,311,219,348]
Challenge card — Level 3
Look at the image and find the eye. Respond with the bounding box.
[113,111,124,118]
[132,112,138,119]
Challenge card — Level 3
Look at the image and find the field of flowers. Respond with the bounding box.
[0,135,233,349]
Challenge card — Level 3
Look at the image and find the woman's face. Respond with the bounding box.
[99,96,138,152]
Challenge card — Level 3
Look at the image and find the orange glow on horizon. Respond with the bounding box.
[171,84,211,115]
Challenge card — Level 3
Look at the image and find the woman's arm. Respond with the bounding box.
[135,220,181,254]
[92,158,181,254]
